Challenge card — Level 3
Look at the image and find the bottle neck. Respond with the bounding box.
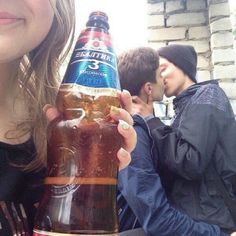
[86,21,109,32]
[86,26,108,34]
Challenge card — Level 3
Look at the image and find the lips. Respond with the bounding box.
[0,11,23,25]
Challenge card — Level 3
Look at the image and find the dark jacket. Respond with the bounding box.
[118,114,227,236]
[147,80,236,232]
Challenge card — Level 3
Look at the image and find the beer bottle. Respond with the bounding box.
[33,11,121,236]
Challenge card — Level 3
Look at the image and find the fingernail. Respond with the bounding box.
[119,119,130,130]
[110,106,120,115]
[122,89,131,96]
[119,147,127,157]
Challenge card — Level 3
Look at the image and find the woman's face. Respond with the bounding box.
[0,0,55,63]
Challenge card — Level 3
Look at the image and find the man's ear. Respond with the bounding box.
[140,82,154,104]
[143,82,152,96]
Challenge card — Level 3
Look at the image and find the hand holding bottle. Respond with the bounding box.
[43,90,137,170]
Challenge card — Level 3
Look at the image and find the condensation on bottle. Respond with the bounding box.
[33,11,122,236]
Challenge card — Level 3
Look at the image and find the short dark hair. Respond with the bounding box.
[117,47,159,96]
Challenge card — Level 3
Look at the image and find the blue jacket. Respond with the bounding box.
[117,114,228,236]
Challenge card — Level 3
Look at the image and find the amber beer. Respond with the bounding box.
[33,12,122,236]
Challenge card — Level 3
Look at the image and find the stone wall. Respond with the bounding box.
[147,0,236,117]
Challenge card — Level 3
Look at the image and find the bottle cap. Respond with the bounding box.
[86,11,110,30]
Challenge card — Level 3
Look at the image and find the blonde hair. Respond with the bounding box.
[18,0,76,171]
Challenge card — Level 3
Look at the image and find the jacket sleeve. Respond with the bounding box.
[147,101,224,180]
[118,125,225,236]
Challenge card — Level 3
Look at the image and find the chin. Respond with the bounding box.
[164,91,171,98]
[164,89,175,98]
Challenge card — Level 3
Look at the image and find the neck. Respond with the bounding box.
[0,60,30,144]
[139,93,148,103]
[0,61,20,105]
[177,76,195,96]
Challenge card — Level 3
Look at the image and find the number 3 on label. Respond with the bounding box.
[88,60,99,70]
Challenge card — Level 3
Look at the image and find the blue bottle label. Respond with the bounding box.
[62,30,120,94]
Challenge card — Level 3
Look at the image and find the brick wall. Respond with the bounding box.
[148,0,236,117]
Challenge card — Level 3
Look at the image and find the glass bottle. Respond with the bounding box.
[33,11,121,236]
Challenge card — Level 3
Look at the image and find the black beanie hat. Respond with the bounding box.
[158,44,198,83]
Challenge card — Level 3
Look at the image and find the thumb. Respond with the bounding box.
[43,104,60,122]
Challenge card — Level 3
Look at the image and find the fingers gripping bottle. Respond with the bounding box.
[33,12,122,236]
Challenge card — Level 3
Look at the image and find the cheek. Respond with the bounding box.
[159,81,165,94]
[0,1,55,63]
[33,1,54,27]
[25,1,55,49]
[24,0,55,14]
[25,0,55,29]
[164,79,176,94]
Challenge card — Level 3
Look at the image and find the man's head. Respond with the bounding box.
[158,44,198,97]
[118,47,164,102]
